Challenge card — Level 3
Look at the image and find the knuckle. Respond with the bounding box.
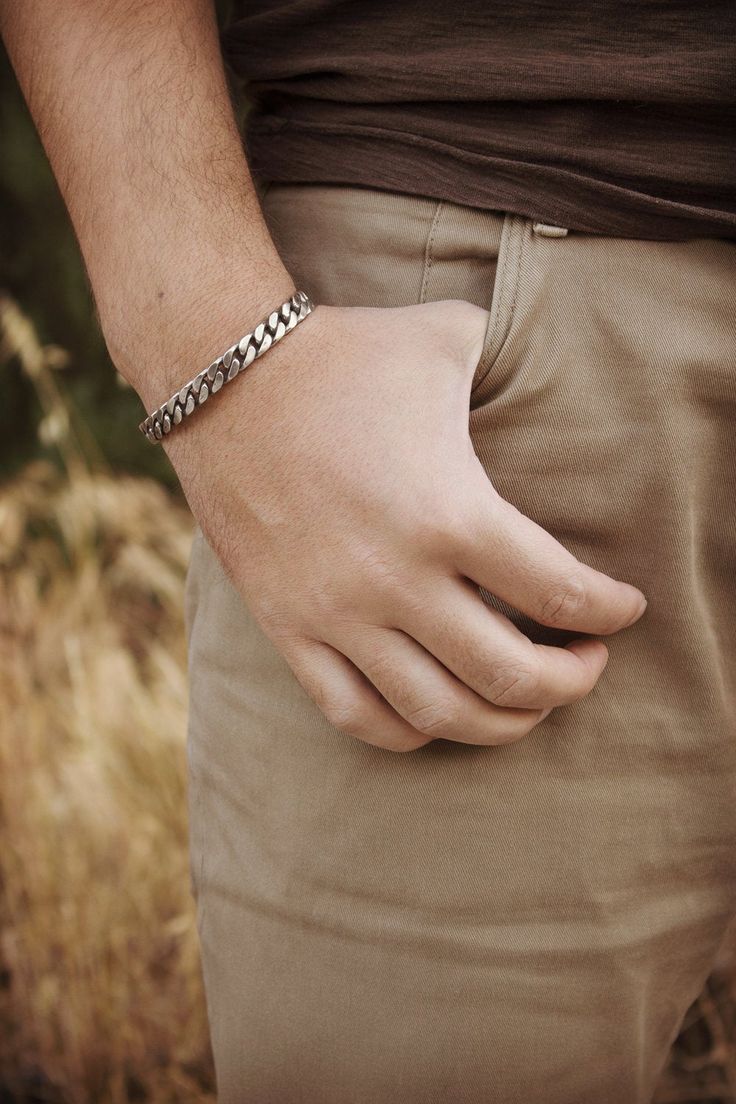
[483,660,540,707]
[538,568,587,627]
[426,296,481,335]
[317,692,367,734]
[341,546,409,609]
[438,299,489,353]
[410,506,463,556]
[364,646,402,688]
[405,696,461,737]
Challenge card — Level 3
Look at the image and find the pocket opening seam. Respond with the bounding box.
[470,214,529,399]
[419,200,446,304]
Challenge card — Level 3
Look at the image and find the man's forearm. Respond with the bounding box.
[0,0,293,408]
[1,0,647,754]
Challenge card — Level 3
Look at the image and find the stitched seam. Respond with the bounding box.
[419,201,445,304]
[470,217,533,403]
[470,215,516,392]
[494,219,518,344]
[503,218,528,346]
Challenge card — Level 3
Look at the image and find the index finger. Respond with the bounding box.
[454,482,647,636]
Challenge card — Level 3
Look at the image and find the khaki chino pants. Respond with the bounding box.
[185,183,736,1103]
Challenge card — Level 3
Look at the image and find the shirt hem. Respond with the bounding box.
[245,117,736,242]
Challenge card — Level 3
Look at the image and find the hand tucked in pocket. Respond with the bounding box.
[165,300,647,752]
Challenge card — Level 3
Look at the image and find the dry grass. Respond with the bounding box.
[0,293,213,1102]
[0,461,213,1103]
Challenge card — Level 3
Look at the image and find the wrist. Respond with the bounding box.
[139,290,315,445]
[157,298,330,475]
[102,260,296,411]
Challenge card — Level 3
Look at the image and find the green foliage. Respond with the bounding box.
[0,48,177,485]
[0,0,237,487]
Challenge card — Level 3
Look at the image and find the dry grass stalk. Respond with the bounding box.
[0,293,213,1102]
[0,461,213,1103]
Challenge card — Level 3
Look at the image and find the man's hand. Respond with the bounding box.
[165,299,647,752]
[2,0,646,752]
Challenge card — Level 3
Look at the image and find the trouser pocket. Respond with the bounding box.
[258,184,528,384]
[469,213,532,402]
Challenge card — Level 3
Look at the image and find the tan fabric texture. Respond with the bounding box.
[184,183,736,1103]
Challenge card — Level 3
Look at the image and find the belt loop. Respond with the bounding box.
[533,222,569,238]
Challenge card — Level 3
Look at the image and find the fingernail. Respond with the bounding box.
[626,595,648,627]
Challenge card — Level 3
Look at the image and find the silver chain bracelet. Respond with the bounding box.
[138,289,315,443]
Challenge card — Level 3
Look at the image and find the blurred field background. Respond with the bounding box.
[1,18,736,1104]
[0,18,219,1100]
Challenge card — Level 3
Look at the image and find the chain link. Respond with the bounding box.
[138,290,314,443]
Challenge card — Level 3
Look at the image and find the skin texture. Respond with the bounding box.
[1,0,647,752]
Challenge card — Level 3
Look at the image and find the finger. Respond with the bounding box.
[341,626,551,746]
[455,476,647,635]
[287,638,433,753]
[397,574,609,709]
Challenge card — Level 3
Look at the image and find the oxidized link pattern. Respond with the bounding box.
[138,290,315,444]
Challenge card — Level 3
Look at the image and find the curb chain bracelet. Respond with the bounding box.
[138,290,315,443]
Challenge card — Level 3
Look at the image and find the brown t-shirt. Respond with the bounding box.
[221,1,736,240]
